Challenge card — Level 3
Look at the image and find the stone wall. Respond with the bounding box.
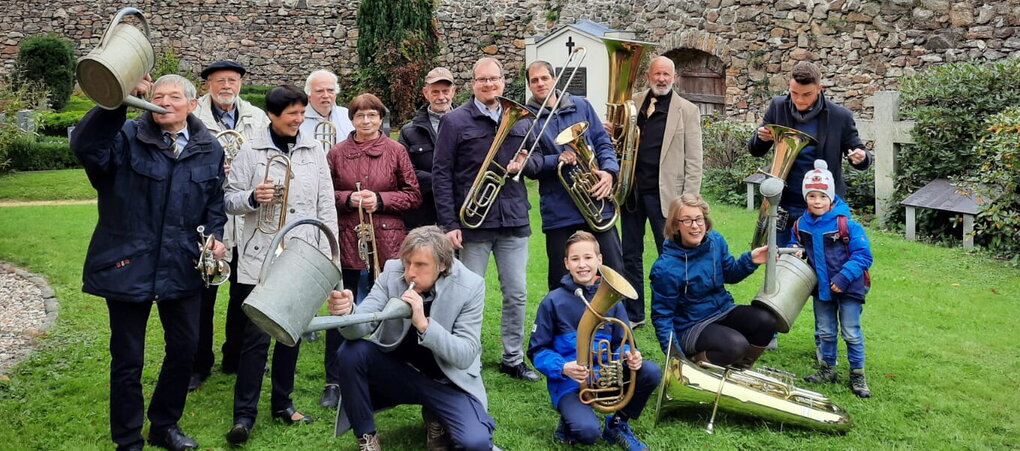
[3,0,1019,120]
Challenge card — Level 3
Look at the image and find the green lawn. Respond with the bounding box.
[0,169,95,201]
[0,171,1017,450]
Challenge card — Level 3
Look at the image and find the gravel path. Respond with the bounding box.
[0,262,59,376]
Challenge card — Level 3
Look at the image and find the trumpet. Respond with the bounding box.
[314,120,337,152]
[458,47,588,229]
[214,129,245,166]
[354,182,381,279]
[195,225,229,287]
[257,154,293,234]
[554,121,620,232]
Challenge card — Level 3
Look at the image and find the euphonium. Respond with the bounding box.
[194,225,230,287]
[257,153,293,234]
[575,265,639,413]
[314,120,337,152]
[214,129,245,166]
[750,124,816,248]
[354,181,381,279]
[459,47,588,229]
[653,333,851,433]
[603,37,655,206]
[554,121,620,232]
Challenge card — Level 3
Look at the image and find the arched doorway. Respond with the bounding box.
[664,48,726,116]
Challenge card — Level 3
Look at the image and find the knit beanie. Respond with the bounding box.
[802,159,835,201]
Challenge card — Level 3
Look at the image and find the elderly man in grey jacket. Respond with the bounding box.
[328,226,495,451]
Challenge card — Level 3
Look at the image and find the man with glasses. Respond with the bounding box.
[190,60,271,392]
[433,57,543,383]
[300,69,355,150]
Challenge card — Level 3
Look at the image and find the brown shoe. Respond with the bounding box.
[357,433,382,451]
[423,408,450,451]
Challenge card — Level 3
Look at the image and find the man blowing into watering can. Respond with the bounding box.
[71,73,227,451]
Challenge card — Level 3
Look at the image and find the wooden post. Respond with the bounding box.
[856,91,915,221]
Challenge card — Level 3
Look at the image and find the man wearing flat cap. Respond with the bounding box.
[190,60,270,392]
[398,67,458,230]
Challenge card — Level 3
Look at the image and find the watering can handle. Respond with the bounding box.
[99,8,152,50]
[257,217,342,287]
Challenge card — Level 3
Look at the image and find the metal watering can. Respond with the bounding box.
[75,7,167,114]
[750,177,817,333]
[242,218,412,347]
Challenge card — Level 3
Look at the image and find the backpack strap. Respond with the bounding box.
[837,214,871,288]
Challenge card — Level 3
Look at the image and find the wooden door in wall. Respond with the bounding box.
[666,49,726,116]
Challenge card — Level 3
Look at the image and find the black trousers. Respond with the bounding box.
[194,248,242,376]
[107,295,200,449]
[693,305,779,366]
[544,223,625,291]
[325,269,374,384]
[231,283,301,425]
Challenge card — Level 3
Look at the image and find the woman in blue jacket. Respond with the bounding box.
[650,194,776,368]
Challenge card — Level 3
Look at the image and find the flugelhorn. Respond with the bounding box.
[459,47,587,229]
[214,129,245,166]
[354,182,381,279]
[750,124,816,248]
[314,120,337,152]
[603,37,655,206]
[257,153,293,234]
[195,225,229,287]
[554,121,620,232]
[575,265,639,412]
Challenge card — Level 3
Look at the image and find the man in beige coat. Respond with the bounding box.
[620,56,703,329]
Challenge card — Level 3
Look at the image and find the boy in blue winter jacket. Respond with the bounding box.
[790,160,874,398]
[527,232,661,451]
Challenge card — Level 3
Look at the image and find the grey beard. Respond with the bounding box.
[650,85,673,96]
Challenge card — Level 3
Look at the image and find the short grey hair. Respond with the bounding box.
[304,70,340,95]
[399,226,454,277]
[649,56,676,74]
[153,74,197,100]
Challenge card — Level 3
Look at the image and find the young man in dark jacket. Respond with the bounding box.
[72,74,227,451]
[398,66,457,229]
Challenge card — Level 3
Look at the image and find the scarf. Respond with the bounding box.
[790,91,826,123]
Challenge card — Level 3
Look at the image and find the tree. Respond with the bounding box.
[15,33,76,111]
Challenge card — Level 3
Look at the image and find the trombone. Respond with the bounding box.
[256,154,293,234]
[458,47,589,229]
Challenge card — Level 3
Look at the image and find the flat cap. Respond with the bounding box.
[424,67,455,85]
[200,61,247,80]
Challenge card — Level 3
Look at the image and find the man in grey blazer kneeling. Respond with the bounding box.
[328,225,495,451]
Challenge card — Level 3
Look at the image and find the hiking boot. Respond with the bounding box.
[357,433,382,451]
[849,368,872,398]
[804,362,838,383]
[602,415,648,451]
[554,418,577,445]
[423,408,450,451]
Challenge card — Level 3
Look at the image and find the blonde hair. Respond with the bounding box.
[664,193,713,240]
[564,231,600,255]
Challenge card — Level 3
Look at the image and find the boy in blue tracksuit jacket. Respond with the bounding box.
[789,160,874,398]
[527,232,660,451]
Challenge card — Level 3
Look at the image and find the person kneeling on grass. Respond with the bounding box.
[527,231,661,451]
[790,160,874,398]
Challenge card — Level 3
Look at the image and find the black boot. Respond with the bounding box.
[849,368,872,398]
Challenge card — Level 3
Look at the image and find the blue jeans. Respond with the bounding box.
[460,234,529,366]
[813,297,865,369]
[620,193,666,323]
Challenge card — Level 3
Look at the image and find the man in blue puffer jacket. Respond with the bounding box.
[72,74,227,451]
[790,160,874,398]
[528,232,659,451]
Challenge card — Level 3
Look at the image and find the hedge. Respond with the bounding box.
[5,135,79,171]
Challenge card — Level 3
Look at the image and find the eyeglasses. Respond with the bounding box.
[675,217,706,227]
[354,111,380,121]
[210,77,239,85]
[473,76,503,85]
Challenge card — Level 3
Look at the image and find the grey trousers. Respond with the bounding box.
[460,234,529,366]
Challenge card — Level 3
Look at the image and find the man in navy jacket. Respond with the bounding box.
[72,74,226,451]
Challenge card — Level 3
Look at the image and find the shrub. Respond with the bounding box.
[962,108,1020,260]
[895,58,1020,238]
[5,135,79,171]
[153,48,201,89]
[239,93,266,111]
[843,161,875,218]
[38,110,86,137]
[700,115,759,207]
[14,33,75,111]
[0,76,50,174]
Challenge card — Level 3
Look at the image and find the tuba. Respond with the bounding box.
[194,225,230,287]
[749,124,816,248]
[257,153,293,234]
[459,47,588,229]
[575,265,639,412]
[354,181,381,279]
[314,120,337,153]
[214,129,245,166]
[554,121,620,232]
[603,37,655,206]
